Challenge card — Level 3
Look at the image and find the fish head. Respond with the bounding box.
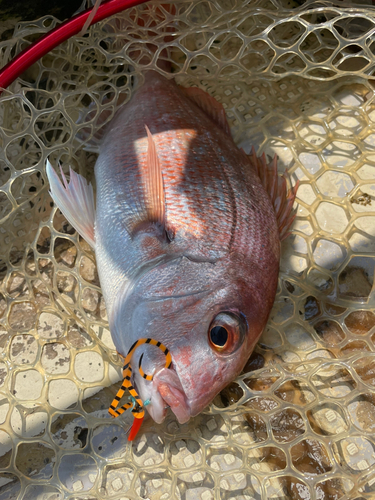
[111,253,278,424]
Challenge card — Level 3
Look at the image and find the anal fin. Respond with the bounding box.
[181,86,231,136]
[46,159,96,248]
[248,148,299,241]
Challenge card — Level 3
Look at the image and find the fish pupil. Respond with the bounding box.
[210,326,228,347]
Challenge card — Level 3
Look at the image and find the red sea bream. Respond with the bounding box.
[46,71,298,425]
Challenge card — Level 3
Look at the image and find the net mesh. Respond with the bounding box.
[1,0,375,498]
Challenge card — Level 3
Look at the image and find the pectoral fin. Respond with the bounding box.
[46,159,96,248]
[144,125,165,228]
[129,126,167,240]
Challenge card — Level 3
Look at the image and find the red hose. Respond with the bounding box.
[0,0,150,92]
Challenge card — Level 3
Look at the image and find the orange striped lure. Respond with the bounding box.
[108,338,172,441]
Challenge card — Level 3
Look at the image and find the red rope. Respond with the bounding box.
[0,0,150,92]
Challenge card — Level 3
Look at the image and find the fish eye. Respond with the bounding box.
[208,312,246,354]
[209,325,229,349]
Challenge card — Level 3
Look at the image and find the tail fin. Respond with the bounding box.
[76,3,176,150]
[129,3,177,72]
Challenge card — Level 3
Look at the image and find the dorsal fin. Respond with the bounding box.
[181,86,231,136]
[129,126,166,239]
[248,148,299,241]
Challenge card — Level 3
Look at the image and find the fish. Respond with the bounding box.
[46,70,298,425]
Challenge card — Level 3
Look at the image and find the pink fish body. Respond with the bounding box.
[47,71,297,424]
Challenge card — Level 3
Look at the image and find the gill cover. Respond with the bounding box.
[110,256,219,357]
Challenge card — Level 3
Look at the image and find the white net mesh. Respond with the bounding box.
[1,0,375,498]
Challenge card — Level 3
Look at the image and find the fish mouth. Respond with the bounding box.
[134,366,191,424]
[154,367,191,424]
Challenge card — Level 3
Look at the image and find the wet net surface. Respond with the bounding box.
[1,0,375,498]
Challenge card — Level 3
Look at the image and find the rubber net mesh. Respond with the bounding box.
[1,0,375,498]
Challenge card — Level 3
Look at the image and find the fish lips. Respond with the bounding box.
[135,366,191,424]
[154,367,191,424]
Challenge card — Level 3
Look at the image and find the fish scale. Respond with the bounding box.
[48,69,294,425]
[95,71,278,286]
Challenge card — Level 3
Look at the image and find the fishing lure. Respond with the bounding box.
[109,338,172,441]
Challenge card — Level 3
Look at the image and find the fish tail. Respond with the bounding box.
[76,3,176,150]
[130,3,177,73]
